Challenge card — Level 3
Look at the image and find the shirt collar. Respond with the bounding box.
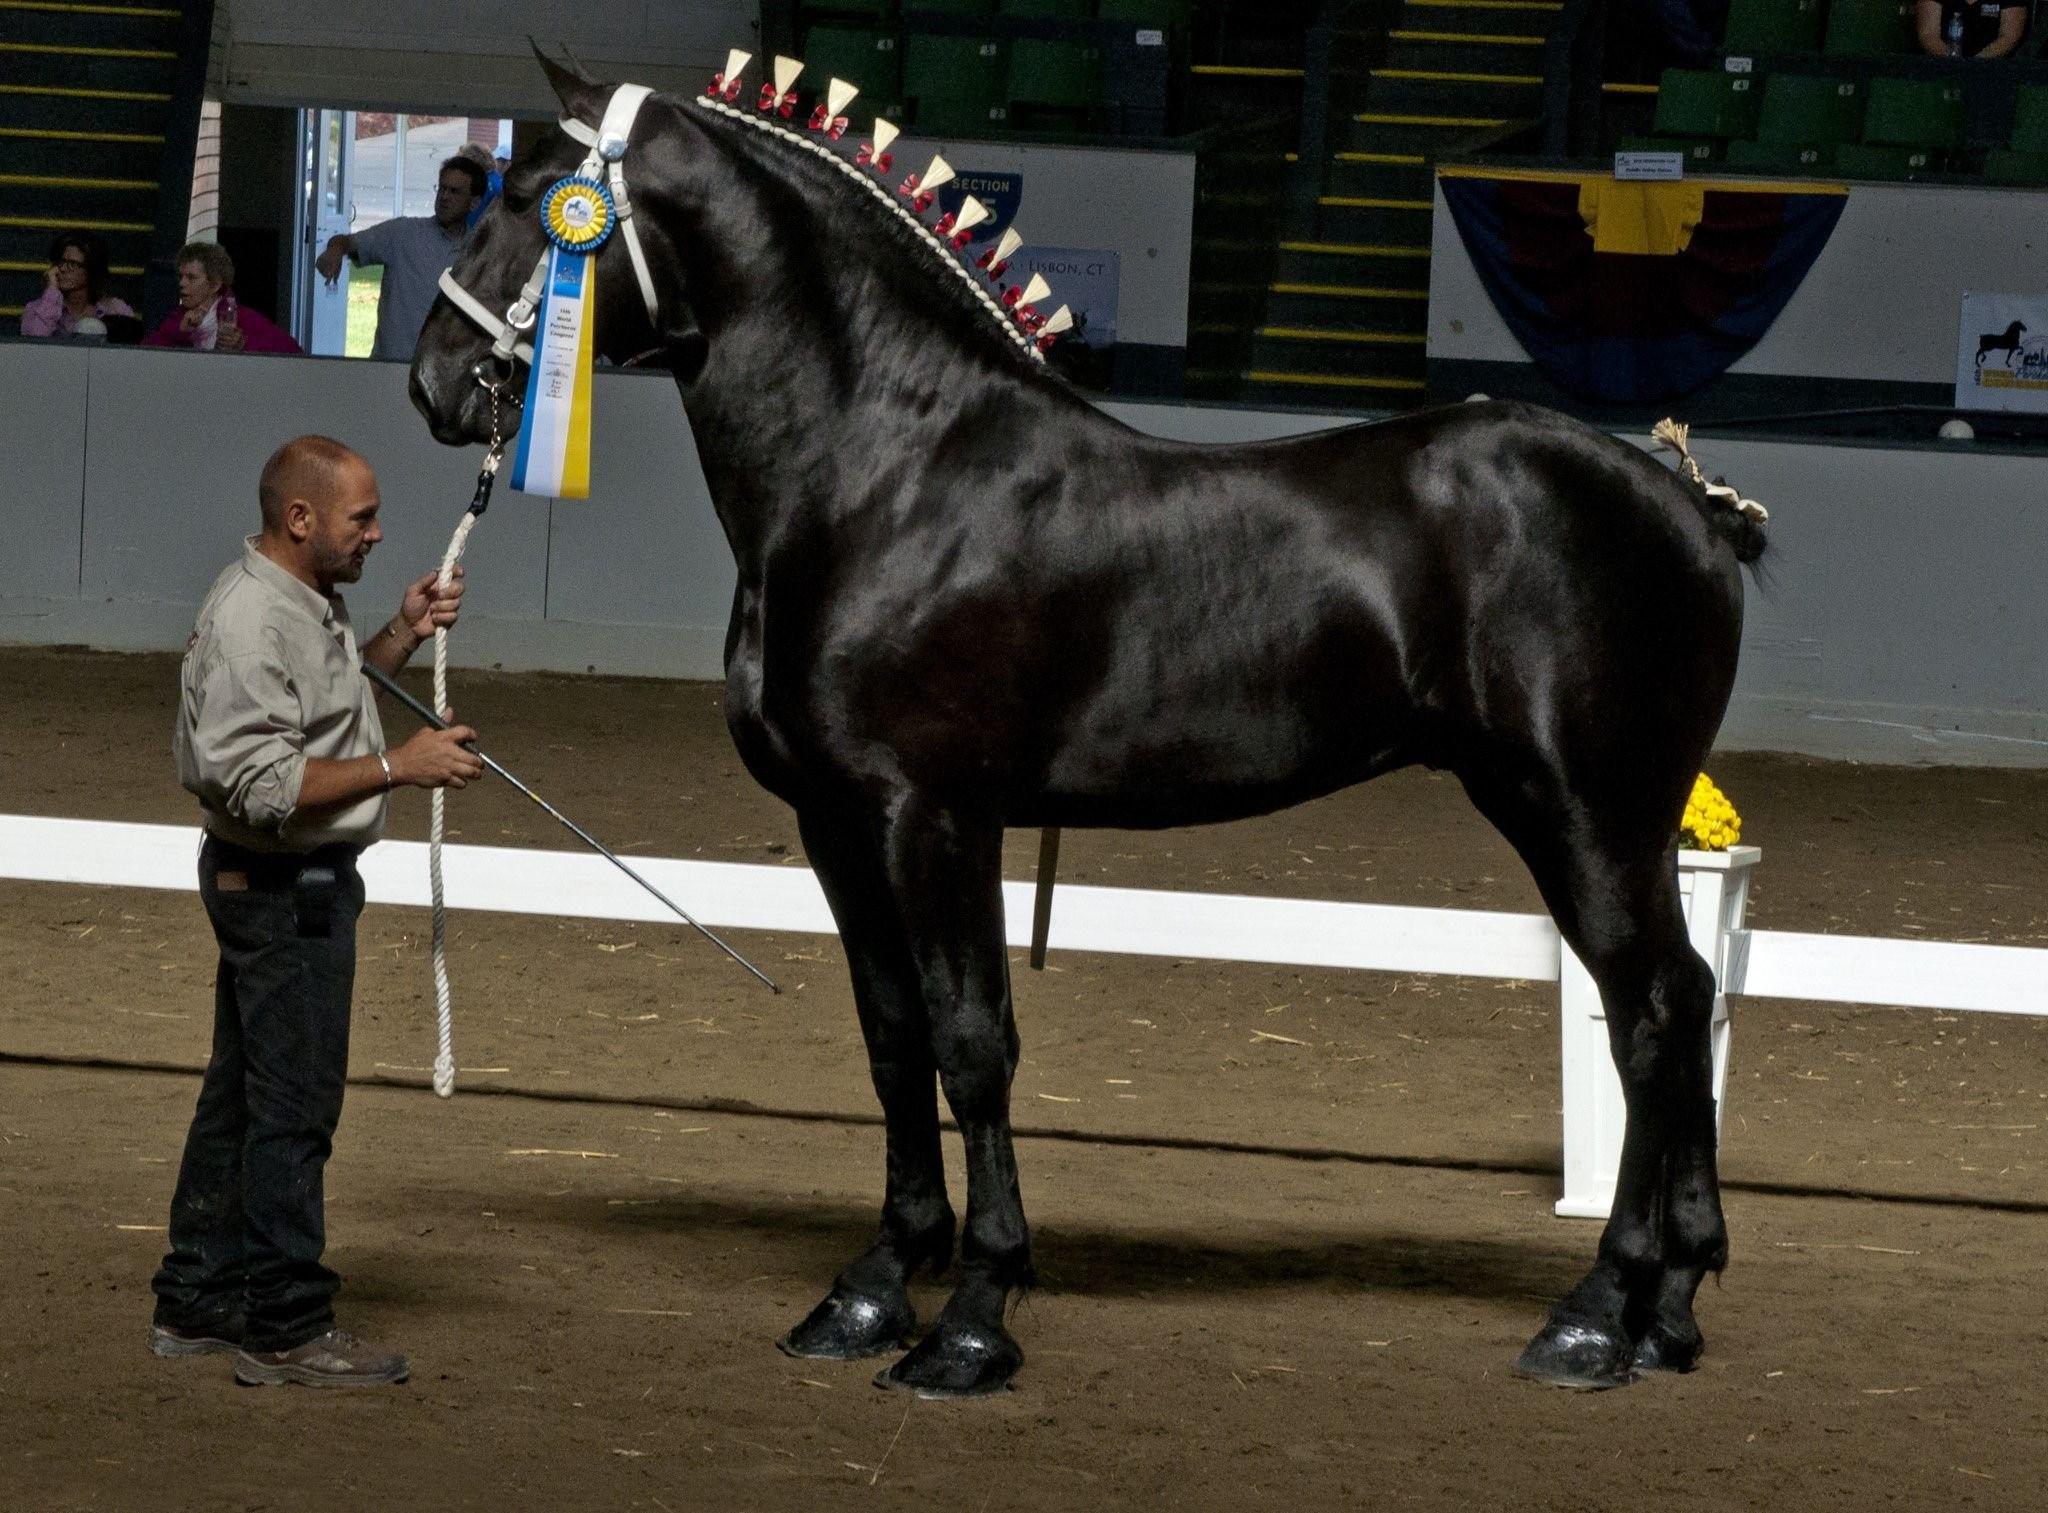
[239,535,344,630]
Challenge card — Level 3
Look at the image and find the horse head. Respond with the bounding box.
[412,47,1071,454]
[410,50,704,446]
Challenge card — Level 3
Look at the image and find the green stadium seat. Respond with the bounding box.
[1652,69,1763,138]
[803,27,903,103]
[1009,39,1101,111]
[909,0,996,14]
[2009,85,2048,152]
[904,35,1010,134]
[1983,148,2048,185]
[1753,74,1865,146]
[1833,142,1937,178]
[805,0,894,17]
[1722,0,1824,53]
[1860,76,1964,151]
[1000,0,1093,16]
[1823,0,1916,56]
[1619,134,1721,164]
[1723,139,1837,171]
[1097,0,1193,28]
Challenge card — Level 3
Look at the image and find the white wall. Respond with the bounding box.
[1428,175,2048,387]
[3,342,2042,765]
[889,142,1193,347]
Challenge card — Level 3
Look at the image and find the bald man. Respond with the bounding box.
[152,436,482,1387]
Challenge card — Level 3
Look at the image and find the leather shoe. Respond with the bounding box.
[234,1327,410,1387]
[149,1318,243,1358]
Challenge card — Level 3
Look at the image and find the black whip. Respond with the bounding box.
[362,660,779,993]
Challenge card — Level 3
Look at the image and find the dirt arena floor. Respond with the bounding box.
[3,645,2047,1512]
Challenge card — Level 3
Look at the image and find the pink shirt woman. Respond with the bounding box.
[18,232,136,337]
[141,241,302,355]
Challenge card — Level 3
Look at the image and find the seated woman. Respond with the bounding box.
[1917,0,2029,57]
[141,242,301,354]
[18,231,137,338]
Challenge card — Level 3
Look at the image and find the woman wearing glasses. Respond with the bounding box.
[19,230,136,338]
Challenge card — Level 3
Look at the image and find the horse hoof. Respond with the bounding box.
[777,1288,914,1360]
[1631,1322,1704,1375]
[1513,1322,1637,1391]
[873,1322,1022,1399]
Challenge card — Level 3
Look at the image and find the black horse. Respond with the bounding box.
[410,56,1766,1399]
[1977,319,2027,367]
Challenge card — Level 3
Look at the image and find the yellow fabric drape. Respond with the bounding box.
[1574,179,1707,256]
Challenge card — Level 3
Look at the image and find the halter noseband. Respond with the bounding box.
[437,82,665,380]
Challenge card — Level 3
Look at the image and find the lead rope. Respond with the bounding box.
[427,372,509,1097]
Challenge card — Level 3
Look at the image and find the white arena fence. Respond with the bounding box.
[4,815,2044,1219]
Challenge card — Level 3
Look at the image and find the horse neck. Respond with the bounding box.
[655,112,1072,567]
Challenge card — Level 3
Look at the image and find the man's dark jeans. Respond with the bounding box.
[151,834,364,1353]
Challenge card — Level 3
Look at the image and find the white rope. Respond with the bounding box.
[427,509,481,1098]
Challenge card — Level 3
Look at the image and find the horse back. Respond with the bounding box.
[747,399,1746,825]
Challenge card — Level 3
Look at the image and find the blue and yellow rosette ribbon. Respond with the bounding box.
[512,176,614,500]
[540,176,615,254]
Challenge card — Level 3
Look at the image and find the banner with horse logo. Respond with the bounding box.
[1955,292,2048,413]
[1439,166,1848,404]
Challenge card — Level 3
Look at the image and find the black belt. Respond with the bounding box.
[203,834,361,936]
[203,833,361,875]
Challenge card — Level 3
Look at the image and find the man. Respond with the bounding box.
[315,155,485,361]
[1917,0,2029,56]
[151,435,484,1387]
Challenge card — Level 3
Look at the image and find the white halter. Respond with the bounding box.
[436,82,665,373]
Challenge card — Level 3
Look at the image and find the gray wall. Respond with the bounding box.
[1429,176,2048,388]
[213,0,759,116]
[2,341,2043,765]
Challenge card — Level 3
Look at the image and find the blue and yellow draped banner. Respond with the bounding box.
[1438,166,1848,404]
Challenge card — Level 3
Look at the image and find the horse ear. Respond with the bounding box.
[531,39,604,124]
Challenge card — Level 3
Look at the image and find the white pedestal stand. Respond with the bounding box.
[1555,844,1761,1219]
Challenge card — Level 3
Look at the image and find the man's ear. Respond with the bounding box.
[285,497,315,542]
[532,40,605,126]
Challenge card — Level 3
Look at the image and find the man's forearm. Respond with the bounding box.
[297,752,391,812]
[362,616,422,677]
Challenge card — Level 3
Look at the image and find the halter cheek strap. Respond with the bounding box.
[438,82,663,374]
[556,85,663,330]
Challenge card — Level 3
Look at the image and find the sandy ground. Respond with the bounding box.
[3,646,2047,1512]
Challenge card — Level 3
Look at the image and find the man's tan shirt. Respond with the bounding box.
[174,537,388,852]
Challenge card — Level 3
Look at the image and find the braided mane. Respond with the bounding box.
[684,69,1060,369]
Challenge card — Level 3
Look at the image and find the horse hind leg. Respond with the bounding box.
[777,806,957,1362]
[1463,772,1728,1389]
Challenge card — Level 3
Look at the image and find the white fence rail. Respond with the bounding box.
[4,815,2043,1219]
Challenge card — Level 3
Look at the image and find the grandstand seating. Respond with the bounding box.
[802,27,905,110]
[903,34,1012,133]
[1822,0,1917,56]
[1721,0,1826,54]
[794,0,1206,136]
[1615,0,2048,182]
[0,0,213,325]
[1985,81,2048,180]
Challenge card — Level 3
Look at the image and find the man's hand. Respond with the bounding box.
[389,714,484,791]
[399,565,464,643]
[315,236,350,286]
[215,322,247,353]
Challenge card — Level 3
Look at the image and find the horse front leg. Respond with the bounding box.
[778,806,956,1361]
[871,802,1032,1399]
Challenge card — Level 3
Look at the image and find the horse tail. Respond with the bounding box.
[1650,418,1768,565]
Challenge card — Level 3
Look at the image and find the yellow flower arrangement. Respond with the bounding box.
[1680,773,1741,851]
